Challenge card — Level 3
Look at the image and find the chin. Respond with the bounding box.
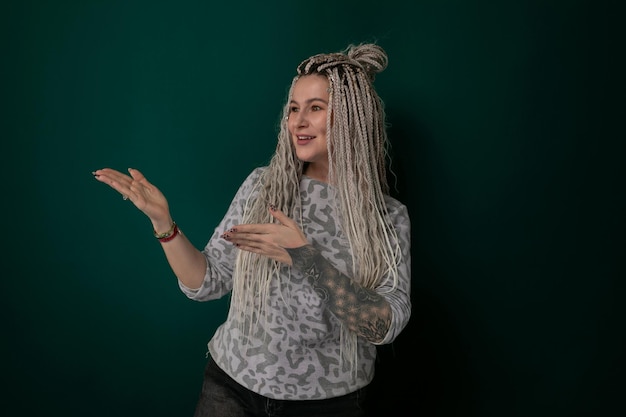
[295,153,313,163]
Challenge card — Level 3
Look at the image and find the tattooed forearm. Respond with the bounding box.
[286,245,392,343]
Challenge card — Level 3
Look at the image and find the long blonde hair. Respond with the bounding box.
[230,43,402,372]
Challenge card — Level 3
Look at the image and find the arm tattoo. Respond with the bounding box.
[286,245,392,343]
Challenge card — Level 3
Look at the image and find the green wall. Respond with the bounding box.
[3,0,623,415]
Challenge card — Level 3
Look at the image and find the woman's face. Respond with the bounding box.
[288,74,330,181]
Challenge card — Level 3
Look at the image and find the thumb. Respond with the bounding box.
[269,205,297,227]
[128,167,146,181]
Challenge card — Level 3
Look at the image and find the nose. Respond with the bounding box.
[292,110,309,127]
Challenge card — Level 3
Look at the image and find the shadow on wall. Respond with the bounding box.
[366,111,477,417]
[368,288,477,417]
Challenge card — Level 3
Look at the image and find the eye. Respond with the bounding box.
[311,105,322,111]
[289,106,299,113]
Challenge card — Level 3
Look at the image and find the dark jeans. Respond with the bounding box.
[193,360,368,417]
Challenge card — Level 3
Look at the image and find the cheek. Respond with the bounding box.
[316,114,328,133]
[287,118,296,135]
[316,114,325,127]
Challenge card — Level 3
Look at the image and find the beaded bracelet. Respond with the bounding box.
[158,224,179,242]
[154,222,179,242]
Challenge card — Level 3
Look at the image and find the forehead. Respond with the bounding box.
[291,74,329,100]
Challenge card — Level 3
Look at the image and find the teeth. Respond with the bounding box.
[298,136,314,140]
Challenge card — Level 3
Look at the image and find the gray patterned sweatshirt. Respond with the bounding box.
[179,167,411,400]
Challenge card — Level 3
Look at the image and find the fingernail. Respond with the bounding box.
[269,204,276,211]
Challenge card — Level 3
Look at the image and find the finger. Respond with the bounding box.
[94,168,129,182]
[269,206,299,228]
[233,241,292,265]
[225,232,270,247]
[128,167,147,182]
[93,171,128,192]
[229,223,279,235]
[93,169,139,201]
[231,238,272,255]
[225,231,288,257]
[95,170,133,189]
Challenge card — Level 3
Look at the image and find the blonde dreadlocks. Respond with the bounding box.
[229,43,402,371]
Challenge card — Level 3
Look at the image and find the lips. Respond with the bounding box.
[295,135,316,145]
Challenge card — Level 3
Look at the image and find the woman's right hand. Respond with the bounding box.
[93,168,172,229]
[94,167,207,289]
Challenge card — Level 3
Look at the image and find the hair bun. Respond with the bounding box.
[296,43,388,82]
[345,43,388,81]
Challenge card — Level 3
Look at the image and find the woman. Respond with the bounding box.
[94,43,411,417]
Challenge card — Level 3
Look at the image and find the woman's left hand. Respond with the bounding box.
[221,206,308,265]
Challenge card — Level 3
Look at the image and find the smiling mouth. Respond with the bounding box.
[297,135,315,141]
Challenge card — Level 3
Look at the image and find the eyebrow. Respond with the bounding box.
[289,97,328,105]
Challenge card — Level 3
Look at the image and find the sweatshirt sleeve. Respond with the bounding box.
[285,195,412,345]
[375,197,412,345]
[178,167,265,301]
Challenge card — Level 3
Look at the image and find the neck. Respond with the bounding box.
[303,163,329,183]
